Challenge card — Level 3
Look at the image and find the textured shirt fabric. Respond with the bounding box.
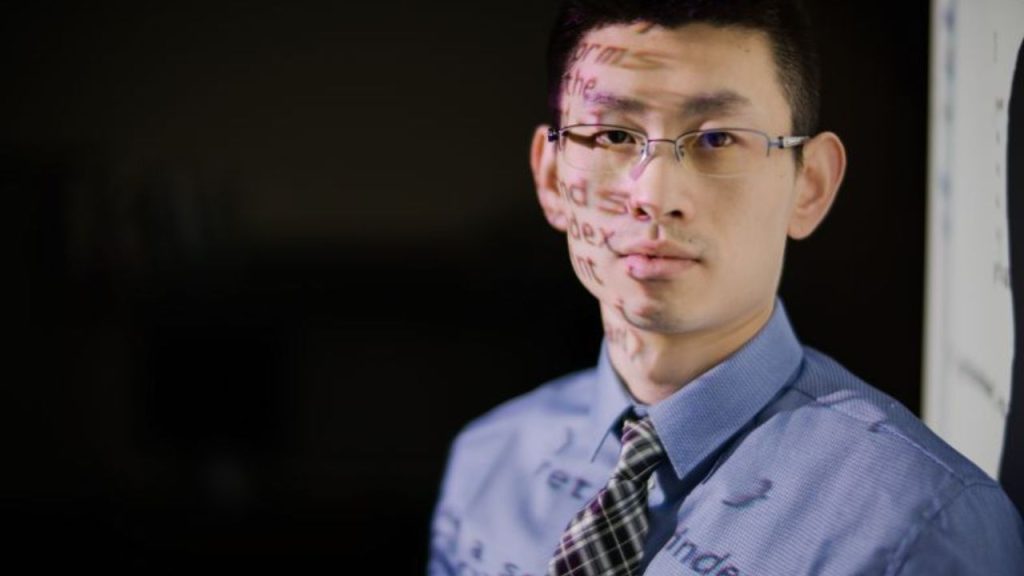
[429,303,1024,575]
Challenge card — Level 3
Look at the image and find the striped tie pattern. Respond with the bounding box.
[548,416,666,576]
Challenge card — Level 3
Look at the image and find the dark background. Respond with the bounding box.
[9,1,930,571]
[1001,34,1024,516]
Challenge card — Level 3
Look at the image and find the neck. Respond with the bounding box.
[601,301,775,405]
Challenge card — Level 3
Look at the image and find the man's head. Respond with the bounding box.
[547,0,821,138]
[530,0,846,357]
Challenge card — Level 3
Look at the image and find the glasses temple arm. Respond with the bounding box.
[774,135,810,149]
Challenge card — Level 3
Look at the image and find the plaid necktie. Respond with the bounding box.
[548,416,667,576]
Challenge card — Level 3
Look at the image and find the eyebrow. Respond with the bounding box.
[583,91,647,113]
[681,90,752,117]
[582,89,752,118]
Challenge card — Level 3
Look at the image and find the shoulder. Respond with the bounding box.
[678,347,1022,574]
[437,367,597,503]
[762,348,1023,568]
[454,366,596,448]
[728,347,997,503]
[787,347,995,488]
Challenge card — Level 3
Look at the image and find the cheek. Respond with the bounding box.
[707,179,792,271]
[567,238,606,293]
[557,173,629,295]
[557,173,627,246]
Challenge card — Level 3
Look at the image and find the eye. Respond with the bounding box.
[694,130,734,149]
[594,130,637,147]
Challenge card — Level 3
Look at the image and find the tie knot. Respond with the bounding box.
[613,416,666,482]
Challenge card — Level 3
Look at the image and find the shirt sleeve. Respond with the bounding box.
[892,482,1024,575]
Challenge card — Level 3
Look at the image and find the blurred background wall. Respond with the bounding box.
[8,1,928,570]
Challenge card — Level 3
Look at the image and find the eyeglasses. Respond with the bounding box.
[547,124,809,178]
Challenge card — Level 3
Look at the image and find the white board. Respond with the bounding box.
[925,0,1023,477]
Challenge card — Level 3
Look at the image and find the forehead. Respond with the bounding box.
[564,23,790,129]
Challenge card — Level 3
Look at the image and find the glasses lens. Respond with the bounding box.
[679,129,767,176]
[560,126,643,173]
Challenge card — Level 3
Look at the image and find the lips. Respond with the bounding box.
[612,240,701,280]
[622,253,699,280]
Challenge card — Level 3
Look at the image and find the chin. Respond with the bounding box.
[619,300,694,333]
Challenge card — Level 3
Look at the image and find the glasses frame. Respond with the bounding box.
[547,123,809,177]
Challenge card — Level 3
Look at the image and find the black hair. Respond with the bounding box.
[546,0,821,136]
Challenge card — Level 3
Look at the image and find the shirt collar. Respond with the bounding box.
[651,301,803,477]
[584,301,804,476]
[583,342,636,460]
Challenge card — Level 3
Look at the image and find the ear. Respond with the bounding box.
[530,124,568,232]
[788,131,846,240]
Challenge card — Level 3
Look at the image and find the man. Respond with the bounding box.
[430,1,1024,574]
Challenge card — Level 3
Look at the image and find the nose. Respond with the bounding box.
[627,140,693,223]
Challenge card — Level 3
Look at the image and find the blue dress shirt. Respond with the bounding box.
[429,303,1024,575]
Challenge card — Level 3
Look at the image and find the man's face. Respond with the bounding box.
[542,23,806,340]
